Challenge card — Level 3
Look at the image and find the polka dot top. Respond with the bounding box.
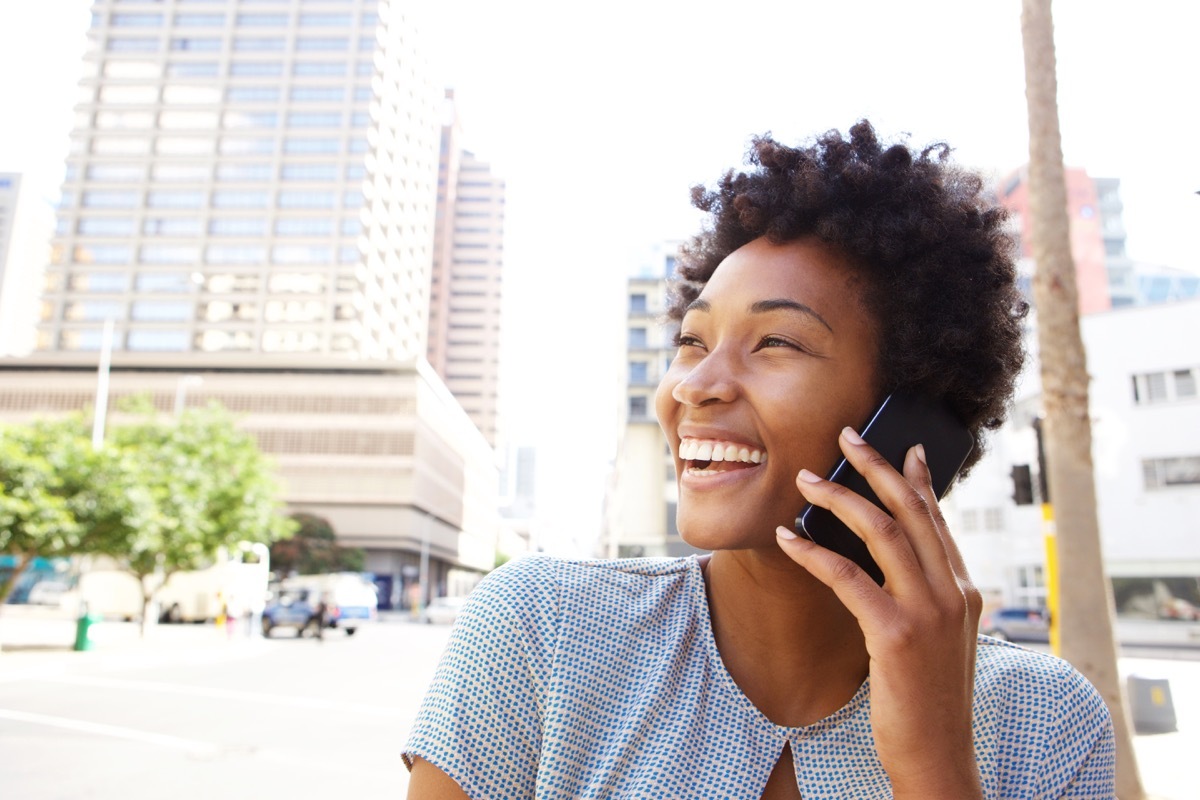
[403,555,1116,799]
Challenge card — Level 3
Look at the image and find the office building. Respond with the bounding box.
[1,1,502,607]
[427,89,505,447]
[38,0,441,360]
[605,241,703,558]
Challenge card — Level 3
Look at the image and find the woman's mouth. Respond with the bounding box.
[678,438,766,475]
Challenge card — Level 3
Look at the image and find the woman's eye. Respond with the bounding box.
[758,335,801,350]
[674,332,704,349]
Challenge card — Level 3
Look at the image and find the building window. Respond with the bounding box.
[127,329,190,351]
[294,61,346,77]
[136,273,193,293]
[73,245,132,265]
[629,396,648,418]
[295,37,350,52]
[287,111,342,128]
[78,218,136,236]
[1143,456,1200,490]
[209,218,268,236]
[1133,368,1198,405]
[629,361,649,385]
[131,301,192,322]
[283,137,340,155]
[232,37,287,52]
[139,245,201,264]
[227,86,281,103]
[629,293,647,313]
[290,86,346,102]
[143,217,203,236]
[229,61,284,77]
[174,13,225,27]
[212,190,269,209]
[275,218,334,236]
[281,163,338,181]
[216,163,273,182]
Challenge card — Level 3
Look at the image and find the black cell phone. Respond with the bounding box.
[795,392,974,585]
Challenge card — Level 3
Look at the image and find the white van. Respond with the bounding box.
[270,573,378,636]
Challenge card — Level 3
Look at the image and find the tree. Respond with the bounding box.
[269,512,363,577]
[1019,1,1146,796]
[0,414,138,606]
[106,398,296,634]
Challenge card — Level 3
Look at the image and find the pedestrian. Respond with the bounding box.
[305,591,329,642]
[402,121,1115,798]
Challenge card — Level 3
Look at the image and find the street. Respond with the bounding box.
[0,613,1195,799]
[0,614,446,798]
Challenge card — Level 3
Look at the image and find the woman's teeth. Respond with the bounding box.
[678,439,765,465]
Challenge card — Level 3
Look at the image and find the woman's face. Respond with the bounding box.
[655,236,884,551]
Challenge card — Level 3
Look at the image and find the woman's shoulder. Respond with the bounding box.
[973,635,1112,724]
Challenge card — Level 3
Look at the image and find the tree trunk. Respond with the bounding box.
[1019,1,1145,798]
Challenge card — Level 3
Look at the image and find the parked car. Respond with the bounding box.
[262,574,378,638]
[421,596,468,626]
[980,607,1050,643]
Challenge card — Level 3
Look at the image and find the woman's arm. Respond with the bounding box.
[408,757,473,800]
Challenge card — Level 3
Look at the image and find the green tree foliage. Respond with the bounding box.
[107,397,297,630]
[0,399,296,630]
[269,511,363,577]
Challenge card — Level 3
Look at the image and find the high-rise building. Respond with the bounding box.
[1,1,502,609]
[997,167,1121,315]
[427,90,505,447]
[37,0,441,360]
[605,241,703,559]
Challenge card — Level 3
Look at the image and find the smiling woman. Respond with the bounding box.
[402,121,1115,800]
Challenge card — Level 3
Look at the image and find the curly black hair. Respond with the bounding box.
[668,120,1027,474]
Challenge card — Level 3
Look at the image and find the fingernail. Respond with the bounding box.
[776,526,798,540]
[841,426,865,445]
[915,443,927,465]
[798,469,822,483]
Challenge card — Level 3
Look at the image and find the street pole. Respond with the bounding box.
[91,318,113,450]
[174,374,203,417]
[418,512,431,614]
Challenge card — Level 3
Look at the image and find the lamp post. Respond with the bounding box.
[173,374,204,417]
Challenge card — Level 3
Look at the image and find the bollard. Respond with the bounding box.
[73,612,98,652]
[1127,674,1177,734]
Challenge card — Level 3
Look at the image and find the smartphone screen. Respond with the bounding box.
[795,393,974,585]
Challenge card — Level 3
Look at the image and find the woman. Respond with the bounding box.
[403,121,1115,798]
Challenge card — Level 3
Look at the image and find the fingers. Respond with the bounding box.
[789,427,957,595]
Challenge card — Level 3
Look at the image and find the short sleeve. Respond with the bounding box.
[1039,666,1116,799]
[402,556,560,799]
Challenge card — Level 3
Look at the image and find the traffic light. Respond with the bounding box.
[1011,464,1035,505]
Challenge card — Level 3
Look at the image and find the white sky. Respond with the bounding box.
[2,0,1197,554]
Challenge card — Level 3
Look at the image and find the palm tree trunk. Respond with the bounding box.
[1020,1,1145,797]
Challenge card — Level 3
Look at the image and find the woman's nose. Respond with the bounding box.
[671,354,738,407]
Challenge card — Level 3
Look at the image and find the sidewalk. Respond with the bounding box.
[0,604,268,679]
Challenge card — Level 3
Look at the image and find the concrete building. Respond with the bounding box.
[1,1,502,607]
[949,299,1200,643]
[0,174,53,357]
[427,90,505,448]
[38,0,441,360]
[0,353,498,609]
[605,241,703,559]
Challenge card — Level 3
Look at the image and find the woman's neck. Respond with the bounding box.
[702,548,870,728]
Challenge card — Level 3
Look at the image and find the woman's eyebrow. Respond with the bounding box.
[684,297,833,333]
[750,298,834,333]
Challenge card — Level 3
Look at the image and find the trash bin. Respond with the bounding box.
[1127,674,1177,734]
[74,612,99,652]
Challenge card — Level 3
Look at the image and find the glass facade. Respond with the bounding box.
[41,0,442,358]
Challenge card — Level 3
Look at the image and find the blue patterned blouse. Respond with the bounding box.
[404,555,1116,799]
